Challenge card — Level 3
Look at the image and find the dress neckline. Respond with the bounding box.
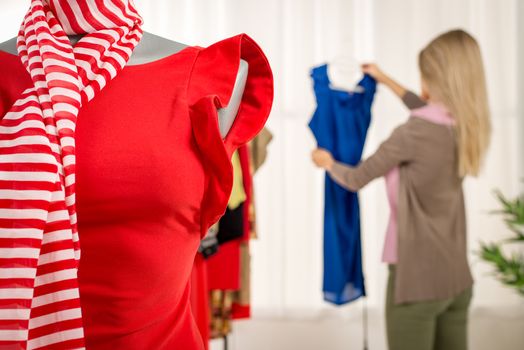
[319,64,366,96]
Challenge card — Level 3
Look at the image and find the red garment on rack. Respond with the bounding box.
[206,144,252,291]
[231,145,253,319]
[206,241,241,290]
[239,145,254,242]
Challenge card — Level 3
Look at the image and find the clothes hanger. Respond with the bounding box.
[328,54,365,93]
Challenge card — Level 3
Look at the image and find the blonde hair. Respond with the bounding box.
[419,29,491,177]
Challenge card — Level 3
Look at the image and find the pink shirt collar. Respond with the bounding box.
[411,103,455,126]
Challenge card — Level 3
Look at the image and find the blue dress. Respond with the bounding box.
[309,64,376,305]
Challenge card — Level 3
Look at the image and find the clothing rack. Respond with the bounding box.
[223,335,229,350]
[362,297,369,350]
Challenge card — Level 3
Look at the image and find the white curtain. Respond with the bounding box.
[1,1,522,349]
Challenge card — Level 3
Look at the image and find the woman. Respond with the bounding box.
[312,29,490,350]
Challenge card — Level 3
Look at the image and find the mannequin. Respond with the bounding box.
[0,0,274,346]
[0,31,248,137]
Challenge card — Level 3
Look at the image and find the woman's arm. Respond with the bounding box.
[312,122,414,192]
[362,63,407,98]
[362,64,426,110]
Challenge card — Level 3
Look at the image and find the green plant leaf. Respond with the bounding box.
[479,189,524,297]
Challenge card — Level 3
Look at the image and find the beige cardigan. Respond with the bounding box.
[328,92,473,304]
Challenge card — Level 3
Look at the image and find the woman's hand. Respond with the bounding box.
[311,148,335,171]
[362,63,409,99]
[362,63,387,83]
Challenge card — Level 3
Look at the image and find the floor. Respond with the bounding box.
[209,305,524,350]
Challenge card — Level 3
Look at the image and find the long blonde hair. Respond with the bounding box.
[419,29,491,177]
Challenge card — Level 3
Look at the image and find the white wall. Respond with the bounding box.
[0,2,25,41]
[519,0,524,186]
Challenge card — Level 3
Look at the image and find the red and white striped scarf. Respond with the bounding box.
[0,1,142,348]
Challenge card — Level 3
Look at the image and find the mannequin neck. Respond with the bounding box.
[68,34,83,46]
[67,31,187,65]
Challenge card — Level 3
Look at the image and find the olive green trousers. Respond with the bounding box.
[386,266,472,350]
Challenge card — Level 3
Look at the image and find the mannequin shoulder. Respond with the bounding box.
[128,31,189,65]
[0,33,190,64]
[0,37,18,55]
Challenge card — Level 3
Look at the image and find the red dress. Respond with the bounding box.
[0,34,273,349]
